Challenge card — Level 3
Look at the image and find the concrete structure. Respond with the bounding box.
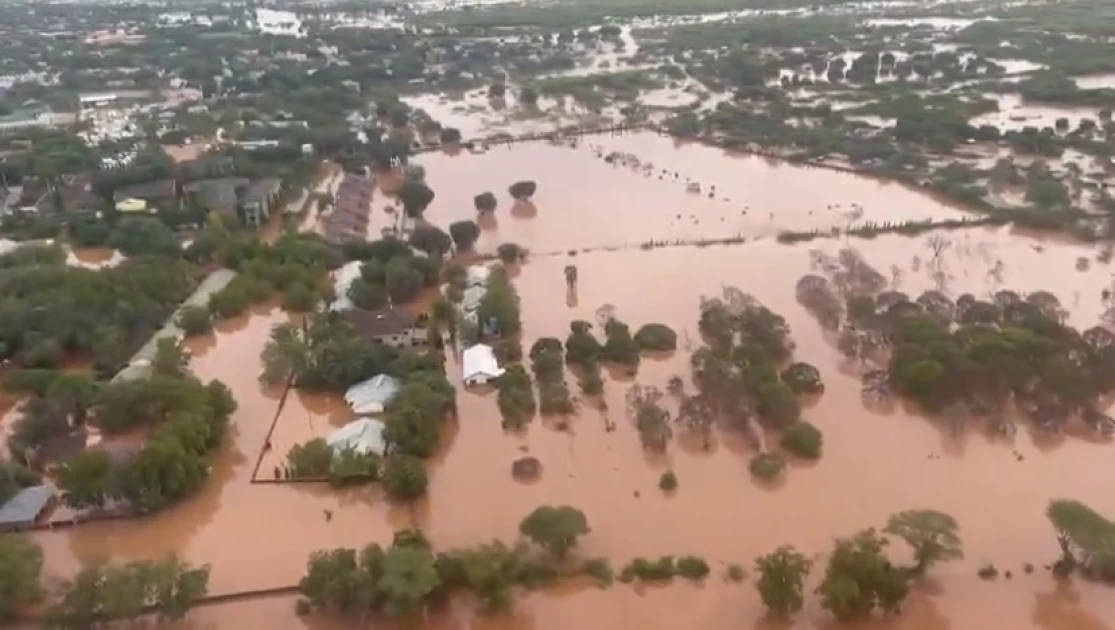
[462,344,505,385]
[112,269,238,383]
[0,484,56,532]
[344,305,427,349]
[113,179,178,207]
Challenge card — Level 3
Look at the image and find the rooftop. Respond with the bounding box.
[344,305,417,338]
[0,484,56,529]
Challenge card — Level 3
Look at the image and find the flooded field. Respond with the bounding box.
[392,132,973,253]
[25,128,1115,629]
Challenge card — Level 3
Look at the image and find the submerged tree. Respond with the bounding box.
[474,192,498,214]
[883,510,963,576]
[676,394,715,449]
[626,385,671,451]
[0,535,42,620]
[1046,499,1115,577]
[817,529,909,620]
[519,505,590,559]
[754,545,811,618]
[508,180,537,201]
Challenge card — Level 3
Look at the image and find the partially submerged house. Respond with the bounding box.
[344,305,427,349]
[344,374,401,415]
[0,484,56,532]
[462,344,504,385]
[326,418,387,456]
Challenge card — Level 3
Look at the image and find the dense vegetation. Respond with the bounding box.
[798,247,1115,438]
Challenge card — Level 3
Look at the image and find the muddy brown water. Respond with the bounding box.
[365,132,972,253]
[28,136,1115,630]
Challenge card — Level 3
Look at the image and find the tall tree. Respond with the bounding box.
[0,535,42,620]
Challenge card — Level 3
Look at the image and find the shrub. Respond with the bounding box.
[780,422,823,459]
[978,564,999,580]
[176,305,213,336]
[726,564,746,582]
[382,454,429,500]
[633,323,678,352]
[659,470,678,492]
[581,557,614,585]
[749,453,786,481]
[497,242,525,264]
[625,556,676,581]
[676,555,710,580]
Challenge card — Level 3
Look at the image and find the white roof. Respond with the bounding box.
[462,344,505,382]
[344,374,401,415]
[466,264,490,287]
[329,260,363,312]
[326,418,386,456]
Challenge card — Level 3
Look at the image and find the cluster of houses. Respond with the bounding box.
[321,172,372,243]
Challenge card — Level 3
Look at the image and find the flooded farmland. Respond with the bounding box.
[29,136,1115,630]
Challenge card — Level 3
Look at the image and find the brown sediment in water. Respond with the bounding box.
[29,159,1115,629]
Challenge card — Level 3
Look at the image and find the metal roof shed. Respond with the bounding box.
[0,484,56,532]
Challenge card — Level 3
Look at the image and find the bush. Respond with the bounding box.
[659,470,678,492]
[382,454,429,500]
[749,453,786,481]
[508,180,537,200]
[633,323,678,352]
[581,557,614,585]
[726,564,746,582]
[474,192,497,213]
[176,305,212,336]
[780,422,823,459]
[676,555,710,580]
[497,242,525,264]
[282,282,317,313]
[624,556,676,581]
[978,564,999,580]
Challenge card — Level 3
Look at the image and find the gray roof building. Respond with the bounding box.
[0,484,56,531]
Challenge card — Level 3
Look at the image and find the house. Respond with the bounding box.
[0,484,56,532]
[182,177,249,221]
[241,177,281,226]
[115,197,149,213]
[113,178,178,207]
[462,344,505,385]
[344,374,401,415]
[344,305,427,349]
[326,418,387,456]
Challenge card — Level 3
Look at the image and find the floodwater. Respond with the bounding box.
[971,93,1102,132]
[395,131,972,254]
[28,139,1115,630]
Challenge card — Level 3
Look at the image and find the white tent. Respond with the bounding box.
[344,374,401,415]
[462,344,504,385]
[326,418,387,456]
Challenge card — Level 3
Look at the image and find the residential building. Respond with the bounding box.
[113,178,178,208]
[182,177,249,222]
[0,485,56,532]
[241,177,282,226]
[343,305,427,349]
[462,344,505,385]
